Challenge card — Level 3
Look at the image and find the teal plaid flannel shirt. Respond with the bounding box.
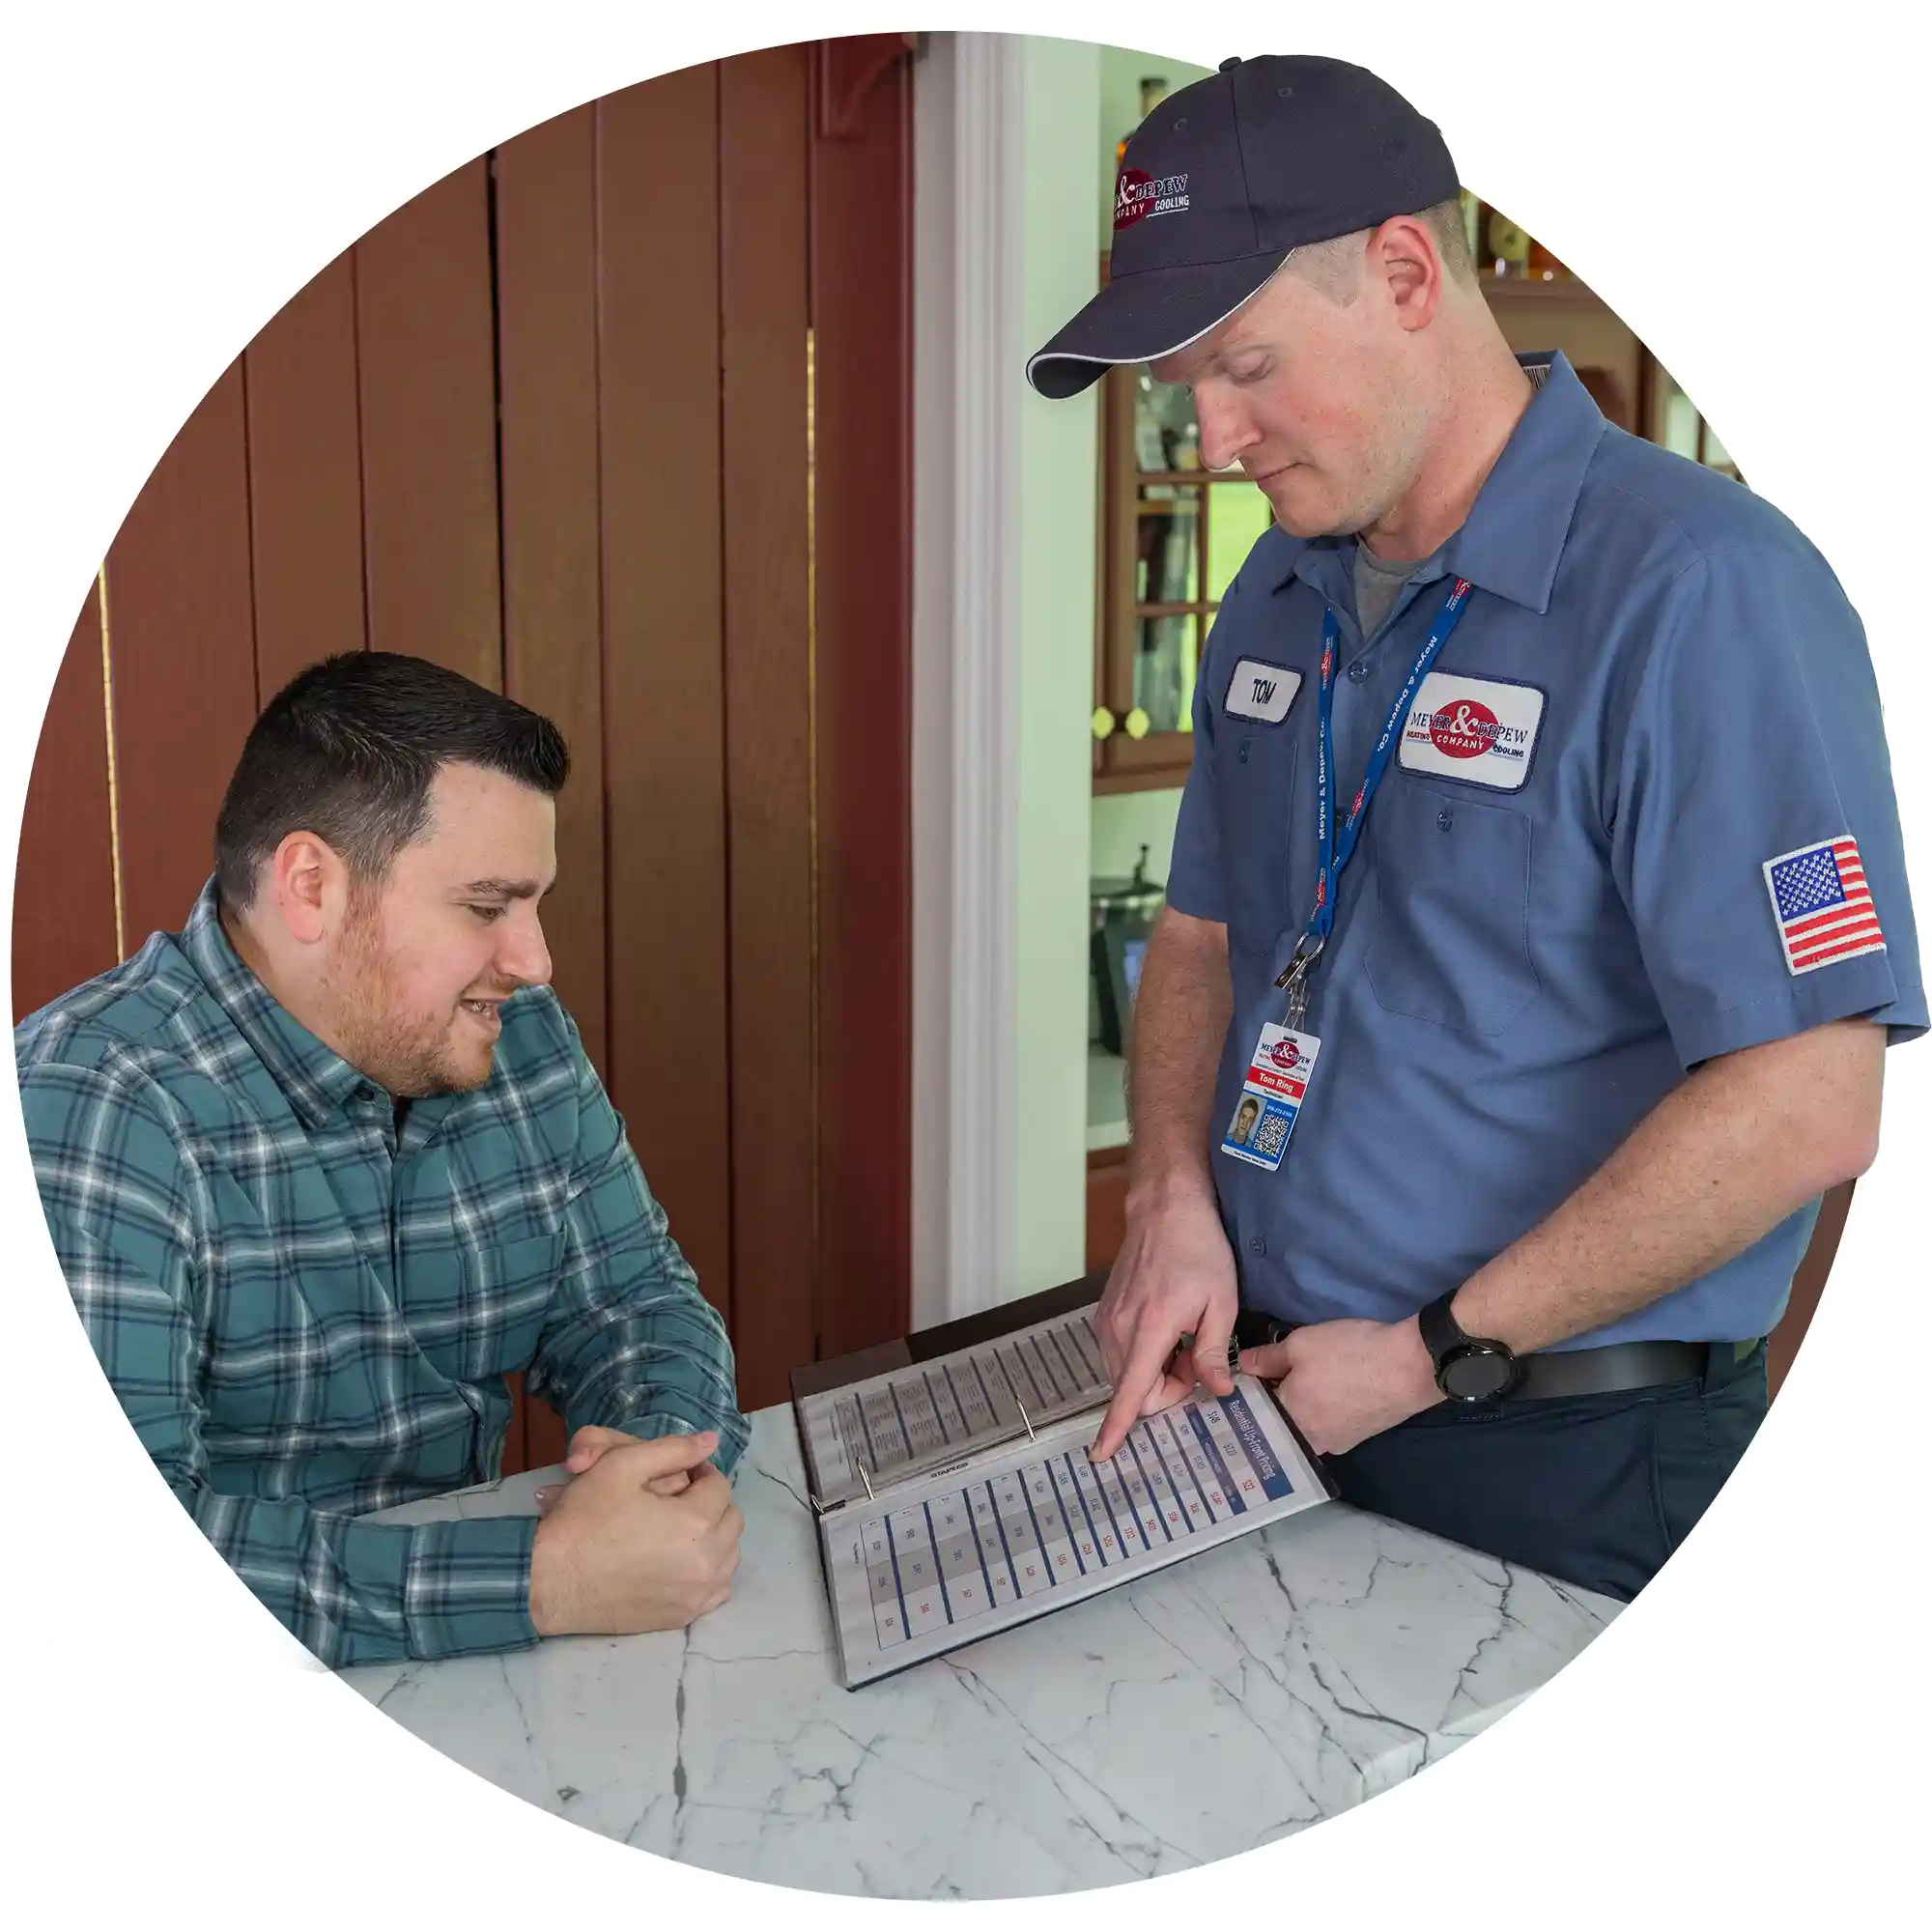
[15,878,749,1667]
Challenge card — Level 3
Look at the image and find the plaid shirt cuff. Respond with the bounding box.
[403,1514,541,1660]
[601,1404,749,1476]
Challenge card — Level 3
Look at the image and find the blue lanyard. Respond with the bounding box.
[1277,574,1476,1020]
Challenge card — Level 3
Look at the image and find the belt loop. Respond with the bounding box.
[1702,1340,1755,1394]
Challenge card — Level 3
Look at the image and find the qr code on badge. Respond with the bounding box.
[1251,1111,1291,1159]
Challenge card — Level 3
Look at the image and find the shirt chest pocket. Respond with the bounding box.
[1363,779,1541,1036]
[1216,728,1306,959]
[437,1225,566,1381]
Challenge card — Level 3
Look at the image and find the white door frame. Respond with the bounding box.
[909,31,1026,1329]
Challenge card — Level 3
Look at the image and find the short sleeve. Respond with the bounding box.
[1165,576,1240,925]
[1608,540,1925,1067]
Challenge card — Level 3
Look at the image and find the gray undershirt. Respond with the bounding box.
[1352,538,1430,643]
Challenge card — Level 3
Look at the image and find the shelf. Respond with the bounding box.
[1478,270,1606,306]
[1094,763,1190,797]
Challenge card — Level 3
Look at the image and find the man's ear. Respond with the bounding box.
[266,832,347,947]
[1374,214,1445,334]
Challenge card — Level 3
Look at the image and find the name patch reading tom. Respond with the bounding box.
[1225,661,1303,724]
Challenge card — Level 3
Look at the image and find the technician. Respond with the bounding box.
[1028,53,1922,1598]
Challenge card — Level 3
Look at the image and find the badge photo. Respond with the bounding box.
[1225,659,1302,724]
[1222,1091,1301,1171]
[1398,671,1546,790]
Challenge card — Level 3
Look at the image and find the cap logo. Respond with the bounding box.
[1114,166,1191,231]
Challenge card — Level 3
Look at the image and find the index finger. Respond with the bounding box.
[1090,1319,1179,1463]
[611,1429,721,1482]
[1236,1340,1294,1381]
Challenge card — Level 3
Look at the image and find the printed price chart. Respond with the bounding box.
[801,1307,1112,1508]
[840,1386,1310,1666]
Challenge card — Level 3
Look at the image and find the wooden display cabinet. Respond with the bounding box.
[1091,359,1277,795]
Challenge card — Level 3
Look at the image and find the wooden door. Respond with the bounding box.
[12,38,918,1474]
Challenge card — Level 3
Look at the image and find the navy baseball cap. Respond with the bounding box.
[1026,54,1460,399]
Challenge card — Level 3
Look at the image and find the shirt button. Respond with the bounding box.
[1436,808,1455,832]
[1248,1236,1267,1257]
[1347,661,1370,683]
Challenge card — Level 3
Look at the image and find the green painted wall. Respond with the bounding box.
[1010,33,1101,1294]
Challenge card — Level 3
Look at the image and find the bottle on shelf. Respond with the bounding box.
[1526,235,1567,280]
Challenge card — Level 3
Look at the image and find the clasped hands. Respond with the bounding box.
[526,1425,744,1637]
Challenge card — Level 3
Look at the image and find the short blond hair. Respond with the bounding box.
[1287,195,1476,303]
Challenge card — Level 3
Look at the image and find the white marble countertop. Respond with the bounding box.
[344,1405,1620,1899]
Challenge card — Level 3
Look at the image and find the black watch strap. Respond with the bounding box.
[1417,1291,1470,1370]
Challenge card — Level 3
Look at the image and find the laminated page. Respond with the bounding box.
[798,1303,1111,1511]
[818,1376,1329,1688]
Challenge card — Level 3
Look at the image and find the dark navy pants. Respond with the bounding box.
[1322,1346,1769,1602]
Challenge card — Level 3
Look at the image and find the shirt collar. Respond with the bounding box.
[181,876,386,1130]
[1271,351,1606,617]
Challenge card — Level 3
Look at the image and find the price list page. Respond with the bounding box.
[821,1379,1328,1687]
[798,1306,1110,1510]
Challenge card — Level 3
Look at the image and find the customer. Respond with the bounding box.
[17,652,749,1664]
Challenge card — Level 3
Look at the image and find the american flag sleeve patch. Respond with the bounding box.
[1762,834,1887,976]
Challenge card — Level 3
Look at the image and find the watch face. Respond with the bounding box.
[1442,1345,1518,1403]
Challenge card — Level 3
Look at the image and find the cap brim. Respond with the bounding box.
[1025,249,1291,399]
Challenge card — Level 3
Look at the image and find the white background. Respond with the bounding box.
[2,2,1925,1923]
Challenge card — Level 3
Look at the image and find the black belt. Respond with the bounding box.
[1231,1310,1762,1402]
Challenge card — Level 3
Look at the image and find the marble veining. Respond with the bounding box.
[342,1406,1619,1898]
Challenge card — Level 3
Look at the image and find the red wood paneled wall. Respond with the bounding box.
[12,38,917,1463]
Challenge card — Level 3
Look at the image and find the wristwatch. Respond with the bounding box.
[1418,1293,1522,1404]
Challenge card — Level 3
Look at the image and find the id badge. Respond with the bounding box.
[1220,1024,1321,1171]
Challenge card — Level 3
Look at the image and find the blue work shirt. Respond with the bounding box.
[1167,352,1924,1349]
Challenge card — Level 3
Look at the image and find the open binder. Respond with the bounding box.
[790,1274,1335,1688]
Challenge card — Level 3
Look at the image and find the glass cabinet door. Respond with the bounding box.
[1097,365,1275,788]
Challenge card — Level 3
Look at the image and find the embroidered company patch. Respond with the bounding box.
[1398,672,1546,791]
[1763,835,1887,975]
[1224,660,1302,724]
